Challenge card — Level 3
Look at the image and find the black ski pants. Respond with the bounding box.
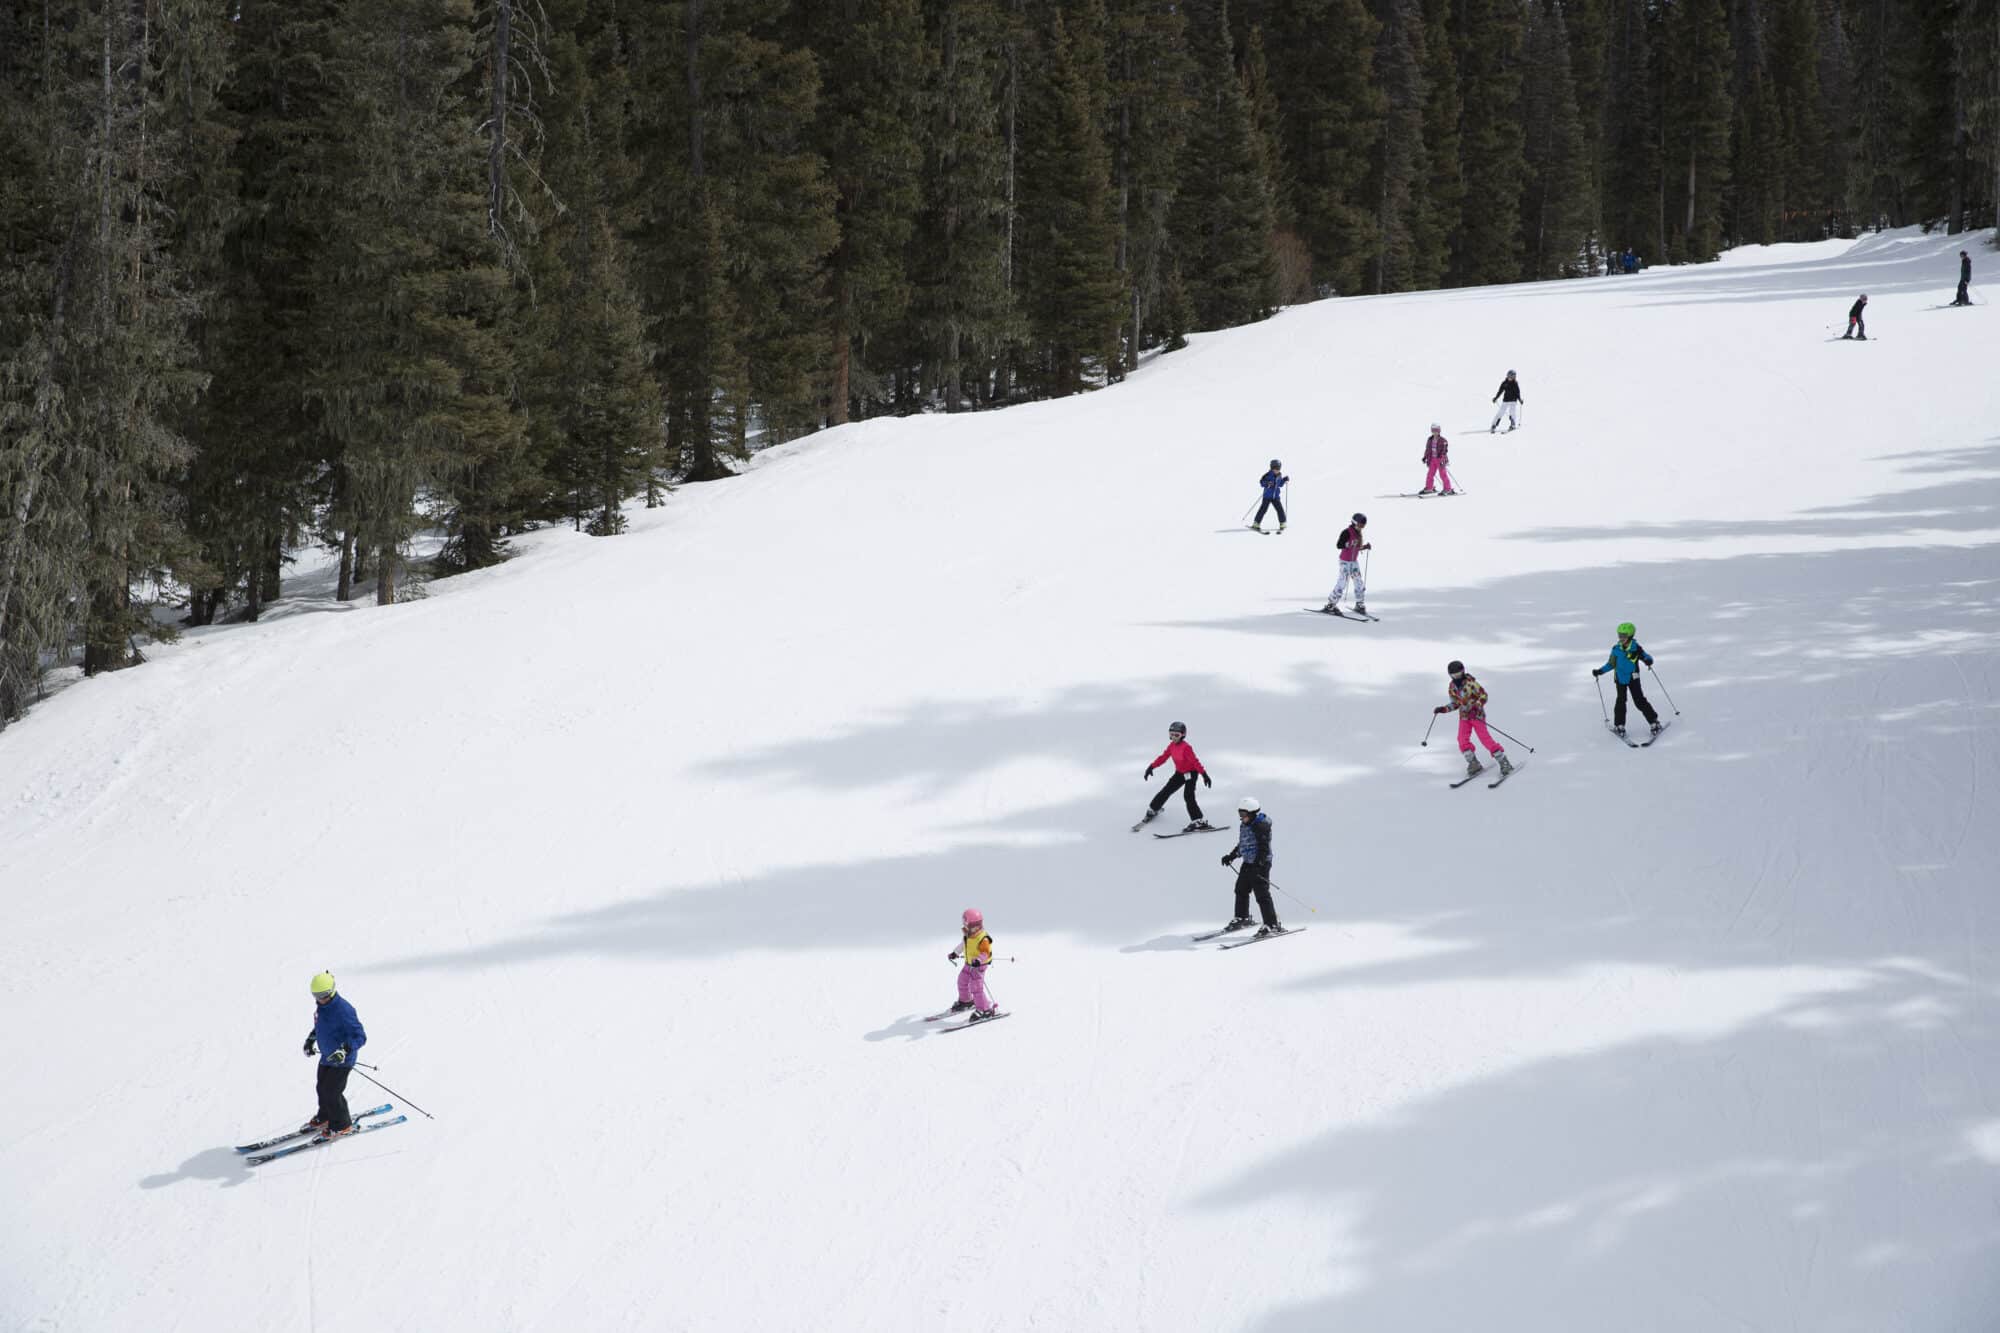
[1234,863,1278,927]
[1614,677,1659,727]
[1254,496,1286,526]
[1150,771,1205,820]
[1956,278,1971,305]
[316,1062,354,1131]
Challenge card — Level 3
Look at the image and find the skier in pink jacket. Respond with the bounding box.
[1419,425,1455,496]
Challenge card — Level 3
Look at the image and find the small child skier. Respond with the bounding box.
[1591,621,1662,737]
[1490,371,1524,432]
[1321,513,1370,615]
[302,971,367,1138]
[1218,797,1282,937]
[1419,425,1455,495]
[1139,721,1214,831]
[1843,294,1868,339]
[947,908,998,1019]
[1252,459,1289,532]
[1434,660,1513,779]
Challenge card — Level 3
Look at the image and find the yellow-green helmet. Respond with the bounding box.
[1616,622,1635,637]
[310,971,337,998]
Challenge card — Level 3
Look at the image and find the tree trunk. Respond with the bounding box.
[375,545,397,606]
[337,531,354,602]
[488,0,512,241]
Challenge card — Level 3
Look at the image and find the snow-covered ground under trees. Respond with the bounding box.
[4,227,1998,1333]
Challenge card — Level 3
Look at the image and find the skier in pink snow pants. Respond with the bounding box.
[1434,660,1514,779]
[948,909,997,1018]
[1421,425,1454,495]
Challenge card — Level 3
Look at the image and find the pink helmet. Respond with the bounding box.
[962,908,984,927]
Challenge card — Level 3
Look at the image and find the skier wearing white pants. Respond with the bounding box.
[1322,513,1370,614]
[1490,370,1523,431]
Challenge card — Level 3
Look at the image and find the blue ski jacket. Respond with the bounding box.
[1596,639,1653,684]
[1235,813,1273,868]
[1259,470,1287,500]
[312,993,367,1067]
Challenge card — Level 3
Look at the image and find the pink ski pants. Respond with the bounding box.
[1458,715,1503,755]
[957,964,991,1010]
[1425,459,1453,491]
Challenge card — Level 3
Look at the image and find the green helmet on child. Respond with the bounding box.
[1616,622,1635,637]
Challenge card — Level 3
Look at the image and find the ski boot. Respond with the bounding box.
[1220,916,1254,934]
[324,1122,359,1140]
[1418,487,1436,495]
[1613,725,1626,738]
[1440,487,1456,496]
[1138,808,1160,826]
[1184,819,1215,832]
[300,1115,330,1135]
[1278,523,1286,533]
[1650,721,1663,737]
[969,1008,998,1022]
[1353,602,1366,615]
[1320,600,1340,614]
[1253,922,1284,938]
[948,1000,974,1014]
[1463,752,1485,778]
[1497,754,1515,776]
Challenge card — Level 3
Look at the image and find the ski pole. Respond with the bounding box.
[1647,664,1680,715]
[349,1066,436,1120]
[1487,722,1536,753]
[1240,499,1257,525]
[1594,673,1610,725]
[1420,710,1440,746]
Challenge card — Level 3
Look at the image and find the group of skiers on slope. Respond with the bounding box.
[1133,724,1283,938]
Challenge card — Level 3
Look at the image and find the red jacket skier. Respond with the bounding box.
[1136,721,1213,832]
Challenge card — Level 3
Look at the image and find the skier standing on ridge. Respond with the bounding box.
[1321,513,1370,615]
[1252,459,1289,532]
[1490,370,1524,432]
[1219,798,1282,937]
[1435,661,1513,780]
[1138,721,1213,831]
[302,971,366,1138]
[1953,251,1972,306]
[946,909,998,1020]
[1843,294,1868,339]
[1592,622,1662,738]
[1419,425,1455,495]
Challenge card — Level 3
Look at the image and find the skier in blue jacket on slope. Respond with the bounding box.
[1592,622,1662,737]
[303,971,367,1136]
[1218,798,1282,937]
[1252,460,1288,532]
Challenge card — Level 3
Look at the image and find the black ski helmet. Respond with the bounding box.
[1447,660,1465,676]
[1269,459,1282,469]
[1168,720,1186,735]
[1352,512,1367,525]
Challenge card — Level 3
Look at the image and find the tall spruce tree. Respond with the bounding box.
[1663,0,1735,259]
[1104,0,1191,367]
[1452,0,1529,283]
[1520,0,1593,277]
[1371,0,1432,293]
[1411,0,1464,286]
[1172,0,1280,326]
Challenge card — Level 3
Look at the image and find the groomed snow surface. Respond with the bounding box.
[4,228,1998,1333]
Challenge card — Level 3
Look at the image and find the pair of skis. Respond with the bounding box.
[922,1007,1011,1032]
[1607,720,1672,748]
[1449,759,1523,789]
[1191,923,1306,950]
[1304,606,1378,622]
[235,1103,408,1165]
[1150,823,1228,840]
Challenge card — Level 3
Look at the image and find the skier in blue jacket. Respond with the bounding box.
[302,971,367,1136]
[1591,621,1662,737]
[1218,797,1282,936]
[1252,460,1288,532]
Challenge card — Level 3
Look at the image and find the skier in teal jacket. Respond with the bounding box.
[1592,622,1661,736]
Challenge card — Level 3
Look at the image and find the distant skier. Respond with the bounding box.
[302,972,367,1138]
[1138,721,1214,831]
[1218,797,1282,937]
[1320,513,1370,615]
[1490,371,1524,432]
[1252,459,1289,532]
[1591,621,1662,738]
[1419,425,1455,495]
[1953,251,1972,307]
[946,908,998,1019]
[1843,294,1868,339]
[1434,660,1513,780]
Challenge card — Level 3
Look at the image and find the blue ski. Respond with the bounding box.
[247,1113,408,1165]
[236,1103,393,1154]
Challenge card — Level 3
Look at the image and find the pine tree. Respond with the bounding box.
[1371,0,1431,293]
[1017,8,1125,395]
[1848,0,1915,227]
[1520,0,1593,278]
[1411,0,1463,287]
[1452,0,1529,284]
[1663,0,1734,261]
[1563,0,1613,271]
[1104,0,1191,369]
[1238,0,1385,294]
[1767,0,1828,240]
[1172,0,1279,326]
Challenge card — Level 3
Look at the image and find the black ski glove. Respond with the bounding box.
[303,1032,317,1057]
[1434,705,1449,714]
[1144,767,1155,780]
[1222,851,1239,867]
[1201,772,1212,789]
[1592,667,1604,677]
[949,950,960,962]
[329,1046,349,1067]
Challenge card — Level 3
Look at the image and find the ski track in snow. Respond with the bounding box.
[3,226,2000,1332]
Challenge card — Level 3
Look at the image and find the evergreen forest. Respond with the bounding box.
[2,0,1996,725]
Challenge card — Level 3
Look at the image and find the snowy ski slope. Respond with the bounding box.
[3,228,1997,1332]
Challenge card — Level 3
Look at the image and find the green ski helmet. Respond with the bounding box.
[1616,622,1636,637]
[310,971,337,999]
